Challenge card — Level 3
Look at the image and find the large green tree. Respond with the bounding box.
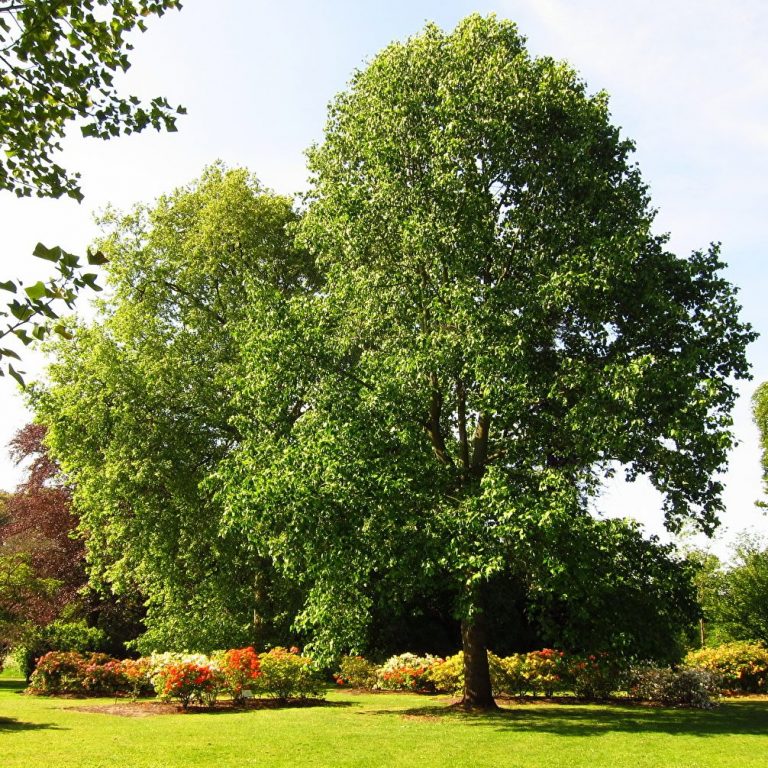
[0,0,184,380]
[35,165,313,652]
[220,16,755,708]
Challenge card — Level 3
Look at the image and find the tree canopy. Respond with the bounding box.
[34,164,313,652]
[218,15,755,708]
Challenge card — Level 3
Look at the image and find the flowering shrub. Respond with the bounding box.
[216,647,261,703]
[335,655,378,689]
[377,653,437,692]
[570,653,627,700]
[120,657,153,699]
[427,653,463,694]
[154,662,221,709]
[525,649,568,697]
[254,647,323,700]
[494,653,529,696]
[684,642,768,693]
[630,665,721,708]
[28,651,126,695]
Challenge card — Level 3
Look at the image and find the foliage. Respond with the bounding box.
[253,647,324,700]
[684,642,768,693]
[0,546,60,657]
[27,650,124,695]
[0,0,183,377]
[0,246,109,383]
[14,618,107,681]
[1,424,84,623]
[376,653,437,692]
[686,538,768,646]
[155,661,221,709]
[221,14,754,707]
[494,654,529,697]
[215,646,261,704]
[570,653,628,700]
[686,548,733,646]
[425,652,464,694]
[34,164,312,653]
[528,517,699,664]
[524,649,569,697]
[119,656,153,698]
[630,665,720,708]
[0,0,183,201]
[753,382,768,506]
[715,538,768,644]
[335,654,378,689]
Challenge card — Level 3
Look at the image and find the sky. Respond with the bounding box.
[1,0,766,558]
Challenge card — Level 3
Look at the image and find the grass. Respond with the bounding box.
[2,664,768,768]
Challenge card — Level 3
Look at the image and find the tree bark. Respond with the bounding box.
[460,614,498,710]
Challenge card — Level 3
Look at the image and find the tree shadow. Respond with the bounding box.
[0,716,66,732]
[0,679,27,694]
[368,700,768,737]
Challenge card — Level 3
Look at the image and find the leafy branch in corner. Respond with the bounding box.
[0,244,107,384]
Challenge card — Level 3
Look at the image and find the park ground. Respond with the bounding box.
[2,665,767,768]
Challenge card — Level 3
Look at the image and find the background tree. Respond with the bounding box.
[527,517,699,662]
[35,165,313,652]
[220,15,755,708]
[753,382,768,506]
[0,0,184,378]
[712,536,768,644]
[2,423,83,619]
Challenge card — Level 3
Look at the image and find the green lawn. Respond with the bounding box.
[2,665,767,768]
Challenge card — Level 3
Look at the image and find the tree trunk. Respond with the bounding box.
[460,615,498,710]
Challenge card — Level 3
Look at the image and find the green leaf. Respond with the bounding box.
[7,363,25,386]
[87,250,109,265]
[80,273,102,291]
[52,324,74,340]
[0,280,17,293]
[24,281,49,300]
[33,242,63,262]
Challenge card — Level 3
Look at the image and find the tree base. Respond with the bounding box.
[452,697,500,712]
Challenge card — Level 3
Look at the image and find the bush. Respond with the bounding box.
[427,653,463,694]
[684,642,768,693]
[216,647,261,703]
[120,657,153,699]
[377,653,437,692]
[494,653,529,696]
[426,651,525,697]
[14,620,107,681]
[570,653,628,700]
[254,647,324,700]
[28,651,125,695]
[154,662,222,709]
[335,655,378,689]
[630,665,720,708]
[524,649,569,697]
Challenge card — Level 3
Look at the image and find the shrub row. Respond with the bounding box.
[336,649,730,708]
[684,642,768,693]
[28,646,324,708]
[336,649,629,699]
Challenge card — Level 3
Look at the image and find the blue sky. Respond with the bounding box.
[1,0,766,556]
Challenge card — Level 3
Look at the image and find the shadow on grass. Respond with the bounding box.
[0,716,66,732]
[0,679,27,694]
[66,697,355,717]
[368,700,768,737]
